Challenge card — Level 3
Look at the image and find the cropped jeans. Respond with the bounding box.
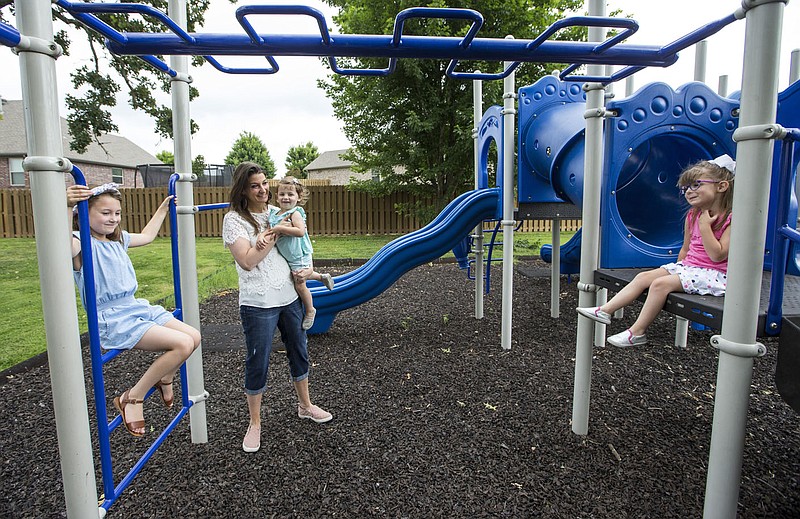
[240,298,309,395]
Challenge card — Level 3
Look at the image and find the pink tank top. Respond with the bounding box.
[682,212,732,273]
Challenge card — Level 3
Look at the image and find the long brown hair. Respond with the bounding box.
[72,191,123,243]
[677,159,735,231]
[228,162,271,234]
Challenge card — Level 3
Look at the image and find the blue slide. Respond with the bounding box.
[539,228,582,275]
[306,187,501,334]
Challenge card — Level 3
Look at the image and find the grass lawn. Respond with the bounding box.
[0,231,573,371]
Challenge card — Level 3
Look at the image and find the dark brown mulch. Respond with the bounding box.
[1,260,798,518]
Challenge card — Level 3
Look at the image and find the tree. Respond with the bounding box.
[319,0,584,221]
[225,131,276,177]
[285,142,320,178]
[192,154,205,178]
[0,1,210,153]
[156,150,174,165]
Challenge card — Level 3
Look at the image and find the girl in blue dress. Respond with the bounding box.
[257,176,334,330]
[67,183,201,438]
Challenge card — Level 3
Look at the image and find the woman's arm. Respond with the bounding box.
[229,233,277,271]
[129,196,174,248]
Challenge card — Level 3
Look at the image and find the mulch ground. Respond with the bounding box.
[1,260,798,518]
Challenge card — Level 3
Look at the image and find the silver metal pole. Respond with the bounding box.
[16,0,99,516]
[694,40,708,83]
[593,288,607,346]
[625,75,635,97]
[675,317,689,349]
[500,50,516,350]
[703,1,784,517]
[473,74,484,320]
[572,0,606,435]
[168,0,208,443]
[791,49,799,83]
[718,75,729,97]
[551,218,561,318]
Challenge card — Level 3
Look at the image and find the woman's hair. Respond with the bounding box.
[277,176,310,206]
[72,187,124,243]
[229,162,271,233]
[677,158,735,230]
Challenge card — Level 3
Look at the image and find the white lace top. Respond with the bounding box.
[222,209,297,309]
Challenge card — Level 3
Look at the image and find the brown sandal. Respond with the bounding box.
[113,391,145,437]
[154,379,174,409]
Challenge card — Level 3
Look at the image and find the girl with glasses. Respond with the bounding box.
[577,154,736,347]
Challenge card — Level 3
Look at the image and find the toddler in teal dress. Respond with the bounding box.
[260,176,334,330]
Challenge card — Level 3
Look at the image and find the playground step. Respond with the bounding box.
[777,317,800,413]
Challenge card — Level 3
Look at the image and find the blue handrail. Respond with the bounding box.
[766,129,800,334]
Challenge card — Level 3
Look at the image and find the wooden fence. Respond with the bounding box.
[0,186,581,238]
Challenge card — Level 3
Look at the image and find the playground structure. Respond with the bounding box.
[0,0,797,517]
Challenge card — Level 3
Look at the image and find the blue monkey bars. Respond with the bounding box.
[40,0,740,83]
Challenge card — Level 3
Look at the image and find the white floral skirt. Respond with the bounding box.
[661,262,727,296]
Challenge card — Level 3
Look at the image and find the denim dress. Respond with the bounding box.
[73,230,172,350]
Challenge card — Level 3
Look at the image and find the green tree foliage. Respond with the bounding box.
[192,154,205,178]
[0,1,209,153]
[285,142,320,178]
[156,150,175,164]
[225,131,276,177]
[319,0,584,221]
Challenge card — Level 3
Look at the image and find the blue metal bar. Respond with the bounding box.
[104,32,678,68]
[69,166,117,503]
[236,4,332,45]
[204,55,279,74]
[560,12,737,83]
[101,401,194,511]
[57,0,196,44]
[55,0,179,76]
[167,175,184,326]
[766,134,800,334]
[197,202,230,211]
[392,7,483,48]
[0,20,21,47]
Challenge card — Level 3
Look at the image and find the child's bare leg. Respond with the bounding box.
[601,268,670,314]
[628,274,683,336]
[122,321,200,426]
[295,277,314,314]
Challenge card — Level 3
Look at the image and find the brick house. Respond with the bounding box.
[0,99,161,188]
[304,149,372,185]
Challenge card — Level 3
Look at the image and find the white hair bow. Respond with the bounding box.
[710,154,736,174]
[91,182,120,196]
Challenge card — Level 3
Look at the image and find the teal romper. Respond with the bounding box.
[268,206,314,271]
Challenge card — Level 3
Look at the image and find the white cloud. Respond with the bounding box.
[1,0,797,174]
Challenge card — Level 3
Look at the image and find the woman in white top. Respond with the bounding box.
[222,162,332,453]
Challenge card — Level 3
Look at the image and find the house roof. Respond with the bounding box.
[0,100,160,167]
[305,148,352,171]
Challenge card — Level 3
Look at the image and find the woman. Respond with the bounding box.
[222,162,332,453]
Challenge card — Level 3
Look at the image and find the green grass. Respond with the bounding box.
[0,231,574,371]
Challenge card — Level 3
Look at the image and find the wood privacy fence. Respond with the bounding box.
[0,186,581,238]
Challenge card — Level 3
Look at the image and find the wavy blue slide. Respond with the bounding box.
[306,187,501,334]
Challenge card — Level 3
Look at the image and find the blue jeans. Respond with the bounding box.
[240,299,309,395]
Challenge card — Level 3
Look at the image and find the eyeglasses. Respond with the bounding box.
[679,179,720,195]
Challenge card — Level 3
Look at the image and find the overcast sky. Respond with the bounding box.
[0,0,797,174]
